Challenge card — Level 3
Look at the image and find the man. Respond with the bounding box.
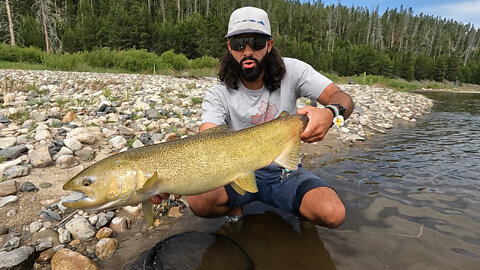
[153,6,353,228]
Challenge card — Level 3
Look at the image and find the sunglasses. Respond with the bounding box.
[229,36,270,51]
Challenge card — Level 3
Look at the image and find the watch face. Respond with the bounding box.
[333,104,346,116]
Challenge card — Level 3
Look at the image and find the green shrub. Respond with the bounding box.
[160,49,189,70]
[85,47,116,69]
[114,49,161,72]
[189,56,219,69]
[18,46,44,64]
[0,44,20,62]
[43,53,84,70]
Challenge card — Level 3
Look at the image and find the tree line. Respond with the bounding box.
[1,0,479,84]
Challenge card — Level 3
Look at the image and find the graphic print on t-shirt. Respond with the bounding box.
[250,101,279,125]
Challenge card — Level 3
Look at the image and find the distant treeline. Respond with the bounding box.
[1,0,479,84]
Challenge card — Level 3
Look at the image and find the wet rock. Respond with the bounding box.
[32,229,60,246]
[95,238,118,260]
[0,246,34,269]
[0,145,28,160]
[65,216,96,240]
[51,248,98,270]
[28,147,53,168]
[109,217,128,232]
[0,195,18,207]
[168,206,183,218]
[0,180,17,196]
[37,247,55,263]
[19,181,39,192]
[95,227,113,240]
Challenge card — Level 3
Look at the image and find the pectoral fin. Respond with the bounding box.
[274,139,301,171]
[142,200,155,227]
[230,182,246,196]
[233,173,258,193]
[136,172,160,196]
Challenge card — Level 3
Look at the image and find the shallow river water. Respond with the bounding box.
[110,92,479,270]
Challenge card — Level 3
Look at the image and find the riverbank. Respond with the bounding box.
[0,69,433,269]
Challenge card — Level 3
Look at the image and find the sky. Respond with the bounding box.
[317,0,480,28]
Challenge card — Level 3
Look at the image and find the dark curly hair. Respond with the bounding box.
[218,47,286,91]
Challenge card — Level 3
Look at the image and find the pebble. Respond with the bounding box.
[19,181,39,192]
[95,227,113,240]
[65,216,96,240]
[109,217,128,232]
[50,248,98,270]
[39,182,53,189]
[30,220,43,234]
[1,236,21,252]
[40,210,62,222]
[95,238,118,259]
[0,246,34,269]
[0,180,17,197]
[0,227,9,236]
[168,206,183,218]
[58,228,72,244]
[37,247,55,263]
[0,195,18,207]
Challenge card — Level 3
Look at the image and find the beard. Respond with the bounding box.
[234,54,267,82]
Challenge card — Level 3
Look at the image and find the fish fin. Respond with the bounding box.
[136,172,160,196]
[142,200,155,227]
[278,111,290,117]
[201,125,232,134]
[230,182,246,195]
[233,173,258,193]
[274,139,301,171]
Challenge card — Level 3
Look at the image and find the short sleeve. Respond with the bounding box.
[290,59,333,101]
[201,87,228,125]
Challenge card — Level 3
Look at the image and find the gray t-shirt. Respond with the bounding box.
[201,57,333,131]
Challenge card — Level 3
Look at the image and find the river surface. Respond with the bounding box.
[112,92,479,270]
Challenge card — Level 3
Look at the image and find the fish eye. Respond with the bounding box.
[82,178,93,187]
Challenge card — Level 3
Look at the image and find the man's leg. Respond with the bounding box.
[187,187,243,218]
[299,186,345,229]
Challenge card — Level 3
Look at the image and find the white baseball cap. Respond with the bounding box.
[226,7,272,38]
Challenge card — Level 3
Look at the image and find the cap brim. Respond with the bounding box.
[226,29,272,38]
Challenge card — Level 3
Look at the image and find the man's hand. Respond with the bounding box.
[296,106,333,143]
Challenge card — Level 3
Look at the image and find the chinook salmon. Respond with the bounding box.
[62,112,308,225]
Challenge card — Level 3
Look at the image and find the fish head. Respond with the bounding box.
[62,159,139,211]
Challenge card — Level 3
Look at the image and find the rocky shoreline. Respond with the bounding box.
[0,69,433,269]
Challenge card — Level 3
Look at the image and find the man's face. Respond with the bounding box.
[227,34,274,82]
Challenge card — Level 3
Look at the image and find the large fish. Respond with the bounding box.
[62,112,308,225]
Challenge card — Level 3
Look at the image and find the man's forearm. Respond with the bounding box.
[326,90,354,119]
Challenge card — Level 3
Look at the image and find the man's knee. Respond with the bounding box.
[300,187,346,228]
[187,187,229,218]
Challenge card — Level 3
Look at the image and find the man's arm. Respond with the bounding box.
[297,83,354,143]
[198,122,218,133]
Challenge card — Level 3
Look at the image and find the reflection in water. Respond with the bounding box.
[130,210,336,270]
[214,211,336,270]
[307,92,480,269]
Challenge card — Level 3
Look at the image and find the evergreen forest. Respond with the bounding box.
[1,0,479,85]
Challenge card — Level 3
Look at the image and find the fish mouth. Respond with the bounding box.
[61,191,94,208]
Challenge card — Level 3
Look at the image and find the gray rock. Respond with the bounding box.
[0,195,18,207]
[19,181,39,192]
[0,180,17,197]
[28,147,53,168]
[58,228,71,244]
[30,220,43,234]
[35,129,52,141]
[109,136,127,150]
[0,226,8,236]
[0,145,28,160]
[56,155,79,169]
[3,165,29,179]
[35,240,53,252]
[1,236,20,252]
[0,137,16,149]
[32,112,47,122]
[40,210,62,222]
[95,211,115,229]
[145,108,159,119]
[75,147,95,161]
[0,246,34,269]
[64,138,83,151]
[31,229,60,246]
[65,216,96,240]
[39,182,52,189]
[0,115,10,125]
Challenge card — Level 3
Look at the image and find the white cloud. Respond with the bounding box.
[420,0,480,27]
